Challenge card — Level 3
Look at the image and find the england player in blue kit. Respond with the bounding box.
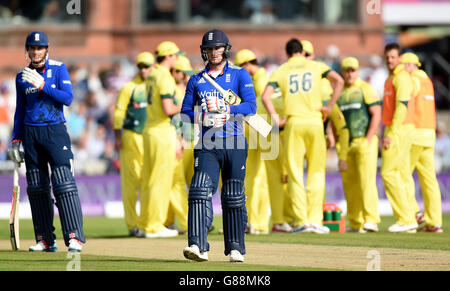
[9,31,85,252]
[181,29,256,262]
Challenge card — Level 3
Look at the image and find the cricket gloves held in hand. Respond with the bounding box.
[201,96,230,114]
[8,140,24,164]
[22,67,45,90]
[197,112,230,128]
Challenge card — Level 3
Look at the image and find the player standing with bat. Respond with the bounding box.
[9,31,85,252]
[181,29,256,262]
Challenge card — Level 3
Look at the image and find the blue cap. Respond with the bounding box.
[25,31,49,48]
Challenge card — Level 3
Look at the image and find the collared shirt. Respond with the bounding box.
[113,74,147,134]
[181,60,256,138]
[13,59,73,140]
[144,64,177,128]
[338,77,381,139]
[268,55,331,122]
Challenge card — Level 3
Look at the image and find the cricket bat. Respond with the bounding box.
[9,162,20,251]
[202,72,272,137]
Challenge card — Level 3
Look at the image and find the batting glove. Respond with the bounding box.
[8,140,24,164]
[203,95,230,114]
[197,112,230,128]
[22,67,45,90]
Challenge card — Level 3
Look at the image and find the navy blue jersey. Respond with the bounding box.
[181,61,256,139]
[13,59,73,141]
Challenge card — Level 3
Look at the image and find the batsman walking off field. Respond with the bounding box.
[9,31,85,252]
[181,29,256,262]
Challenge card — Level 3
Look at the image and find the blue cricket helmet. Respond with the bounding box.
[200,29,232,62]
[25,31,49,48]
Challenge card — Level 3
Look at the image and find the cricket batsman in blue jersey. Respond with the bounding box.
[181,29,256,262]
[8,31,85,252]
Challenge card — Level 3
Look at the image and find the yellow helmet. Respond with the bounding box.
[234,49,257,66]
[341,56,359,70]
[401,52,421,66]
[175,55,194,75]
[136,52,154,66]
[301,40,314,56]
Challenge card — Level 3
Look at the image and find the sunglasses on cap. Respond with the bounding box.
[137,64,151,70]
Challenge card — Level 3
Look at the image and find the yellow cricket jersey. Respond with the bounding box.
[338,77,380,138]
[113,75,147,133]
[145,64,177,128]
[253,67,283,116]
[268,56,331,122]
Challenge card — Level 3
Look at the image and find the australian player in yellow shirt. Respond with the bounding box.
[301,40,350,208]
[234,49,292,234]
[337,57,381,233]
[382,43,418,233]
[113,52,155,237]
[262,38,344,234]
[401,52,443,233]
[165,55,196,234]
[138,41,183,238]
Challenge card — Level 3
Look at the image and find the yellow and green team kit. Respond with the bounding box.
[337,77,381,230]
[139,64,179,234]
[113,75,147,231]
[245,66,289,233]
[268,56,331,227]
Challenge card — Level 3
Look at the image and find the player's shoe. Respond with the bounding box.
[272,223,293,233]
[68,239,83,252]
[145,227,178,238]
[310,224,330,234]
[229,250,244,263]
[167,223,186,235]
[291,224,312,233]
[134,229,146,238]
[387,223,418,233]
[416,212,425,225]
[183,245,209,262]
[346,226,367,233]
[363,222,379,232]
[129,227,140,237]
[29,241,58,252]
[418,225,443,233]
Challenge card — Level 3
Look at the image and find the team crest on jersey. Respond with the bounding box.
[226,74,230,83]
[47,69,52,78]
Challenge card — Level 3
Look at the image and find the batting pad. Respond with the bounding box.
[188,171,214,252]
[26,168,56,244]
[221,179,247,256]
[51,166,85,245]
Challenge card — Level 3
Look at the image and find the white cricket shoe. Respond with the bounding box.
[363,222,379,232]
[291,224,312,233]
[68,239,82,252]
[229,250,244,263]
[272,223,293,233]
[183,245,209,262]
[387,223,418,233]
[310,224,330,234]
[29,241,57,252]
[145,227,178,238]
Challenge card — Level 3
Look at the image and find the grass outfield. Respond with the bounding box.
[0,215,449,271]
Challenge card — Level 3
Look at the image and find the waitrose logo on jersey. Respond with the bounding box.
[198,90,222,99]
